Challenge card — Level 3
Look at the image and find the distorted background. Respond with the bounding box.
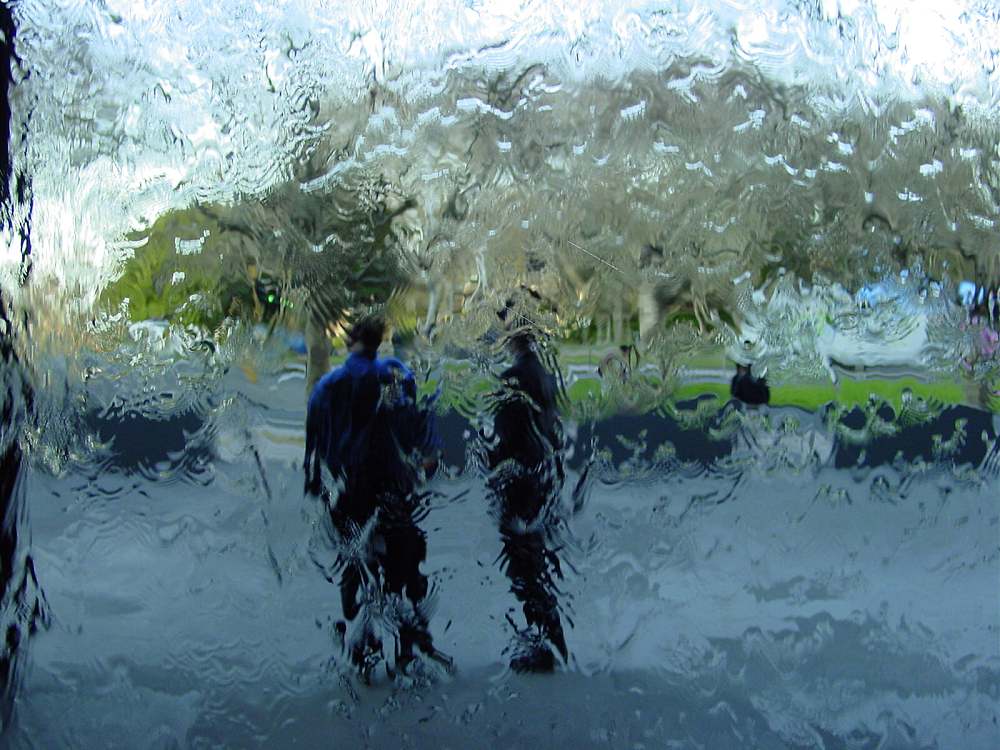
[1,1,998,747]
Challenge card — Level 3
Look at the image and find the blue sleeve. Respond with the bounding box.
[304,369,343,494]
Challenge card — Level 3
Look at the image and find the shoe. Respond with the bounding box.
[510,647,555,674]
[350,630,383,684]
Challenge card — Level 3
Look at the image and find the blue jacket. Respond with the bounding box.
[304,351,437,495]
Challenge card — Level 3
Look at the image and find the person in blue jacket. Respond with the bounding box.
[304,314,447,679]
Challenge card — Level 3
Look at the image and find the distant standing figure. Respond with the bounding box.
[731,362,770,405]
[485,311,569,673]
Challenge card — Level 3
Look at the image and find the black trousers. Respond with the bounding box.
[494,470,568,661]
[332,481,432,662]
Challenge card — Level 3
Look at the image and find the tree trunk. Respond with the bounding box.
[422,278,441,336]
[613,293,625,343]
[305,312,331,400]
[638,281,662,347]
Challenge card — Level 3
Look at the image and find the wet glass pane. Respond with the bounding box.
[1,1,999,747]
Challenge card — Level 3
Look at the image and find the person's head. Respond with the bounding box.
[496,297,516,325]
[346,314,386,354]
[506,329,536,355]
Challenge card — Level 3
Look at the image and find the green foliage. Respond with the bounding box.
[99,176,413,333]
[567,378,601,401]
[101,209,238,329]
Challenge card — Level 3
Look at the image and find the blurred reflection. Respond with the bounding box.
[0,294,48,731]
[1,6,49,732]
[304,314,450,681]
[8,0,1000,743]
[484,301,570,672]
[598,344,640,383]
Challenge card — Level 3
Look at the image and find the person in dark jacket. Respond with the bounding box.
[485,306,569,673]
[730,361,770,405]
[304,315,447,679]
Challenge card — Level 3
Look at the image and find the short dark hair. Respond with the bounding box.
[347,314,385,351]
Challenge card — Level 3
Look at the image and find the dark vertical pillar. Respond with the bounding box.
[0,1,46,733]
[1,0,31,282]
